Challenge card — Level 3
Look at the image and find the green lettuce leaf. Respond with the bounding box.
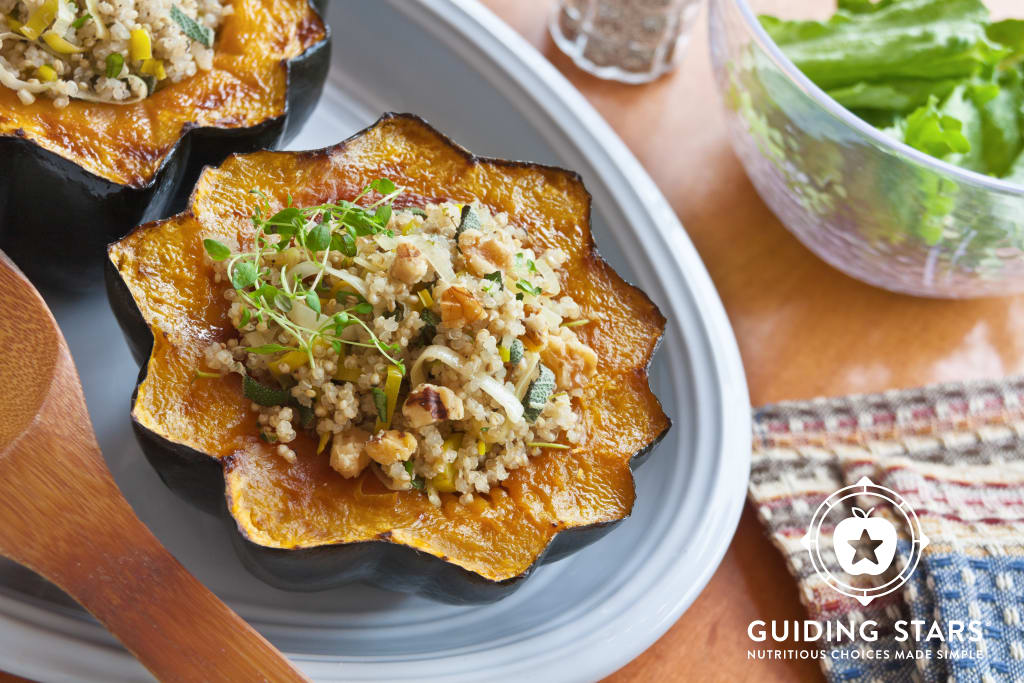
[937,84,986,173]
[760,0,1006,90]
[987,19,1024,63]
[971,70,1024,176]
[826,78,960,112]
[760,0,1024,181]
[899,96,971,158]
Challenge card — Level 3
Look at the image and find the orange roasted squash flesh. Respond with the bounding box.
[0,0,326,187]
[109,113,670,584]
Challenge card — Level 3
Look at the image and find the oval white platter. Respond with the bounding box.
[0,1,751,680]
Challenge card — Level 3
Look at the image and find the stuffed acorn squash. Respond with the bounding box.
[106,113,671,603]
[0,0,329,285]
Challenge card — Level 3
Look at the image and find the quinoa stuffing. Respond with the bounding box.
[0,0,230,107]
[201,180,599,506]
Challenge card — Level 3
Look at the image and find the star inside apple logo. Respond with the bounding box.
[800,477,929,605]
[832,507,897,576]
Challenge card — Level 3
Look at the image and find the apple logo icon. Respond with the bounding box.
[832,506,898,576]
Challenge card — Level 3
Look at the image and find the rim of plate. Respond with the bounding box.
[0,1,751,681]
[286,0,749,680]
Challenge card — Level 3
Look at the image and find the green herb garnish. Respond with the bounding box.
[522,364,555,423]
[218,179,407,375]
[482,271,503,291]
[72,13,91,29]
[203,238,231,261]
[457,205,480,236]
[416,308,440,346]
[372,387,388,422]
[231,261,258,290]
[514,252,537,272]
[420,308,440,326]
[305,291,321,315]
[105,52,124,79]
[244,343,293,353]
[243,375,292,407]
[171,5,213,48]
[409,207,428,218]
[515,280,542,297]
[295,403,315,429]
[403,460,425,490]
[508,338,524,364]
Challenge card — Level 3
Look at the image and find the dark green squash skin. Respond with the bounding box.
[1,0,330,289]
[104,116,672,604]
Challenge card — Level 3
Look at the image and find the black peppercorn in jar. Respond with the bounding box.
[550,0,702,83]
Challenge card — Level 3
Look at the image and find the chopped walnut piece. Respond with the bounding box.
[365,430,418,465]
[330,427,371,478]
[540,328,598,388]
[403,383,465,428]
[458,228,514,277]
[390,242,429,284]
[440,285,485,328]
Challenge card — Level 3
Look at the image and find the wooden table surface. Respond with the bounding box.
[481,0,1024,681]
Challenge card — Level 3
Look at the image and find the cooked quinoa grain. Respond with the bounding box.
[201,182,598,505]
[0,0,230,106]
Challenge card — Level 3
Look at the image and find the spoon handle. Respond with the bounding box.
[47,509,308,682]
[0,347,308,682]
[2,463,308,682]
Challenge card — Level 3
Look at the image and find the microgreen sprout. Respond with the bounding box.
[203,178,408,375]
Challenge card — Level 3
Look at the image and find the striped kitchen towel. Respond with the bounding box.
[750,377,1024,682]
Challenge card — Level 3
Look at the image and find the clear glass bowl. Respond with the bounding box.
[708,0,1024,298]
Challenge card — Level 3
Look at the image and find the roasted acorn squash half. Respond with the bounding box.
[0,0,329,286]
[106,113,671,603]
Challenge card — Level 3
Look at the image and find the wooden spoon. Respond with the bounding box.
[0,253,309,682]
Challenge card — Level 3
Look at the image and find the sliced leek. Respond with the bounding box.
[36,64,57,82]
[42,29,83,53]
[417,288,433,309]
[430,461,457,493]
[375,365,403,430]
[0,31,146,104]
[129,28,152,61]
[410,345,524,424]
[83,0,106,38]
[18,0,58,40]
[334,366,360,383]
[139,58,165,80]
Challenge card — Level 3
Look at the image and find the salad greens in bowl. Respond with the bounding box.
[709,0,1024,297]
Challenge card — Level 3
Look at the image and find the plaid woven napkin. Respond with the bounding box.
[750,378,1024,682]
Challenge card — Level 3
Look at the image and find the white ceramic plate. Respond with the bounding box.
[0,1,750,680]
